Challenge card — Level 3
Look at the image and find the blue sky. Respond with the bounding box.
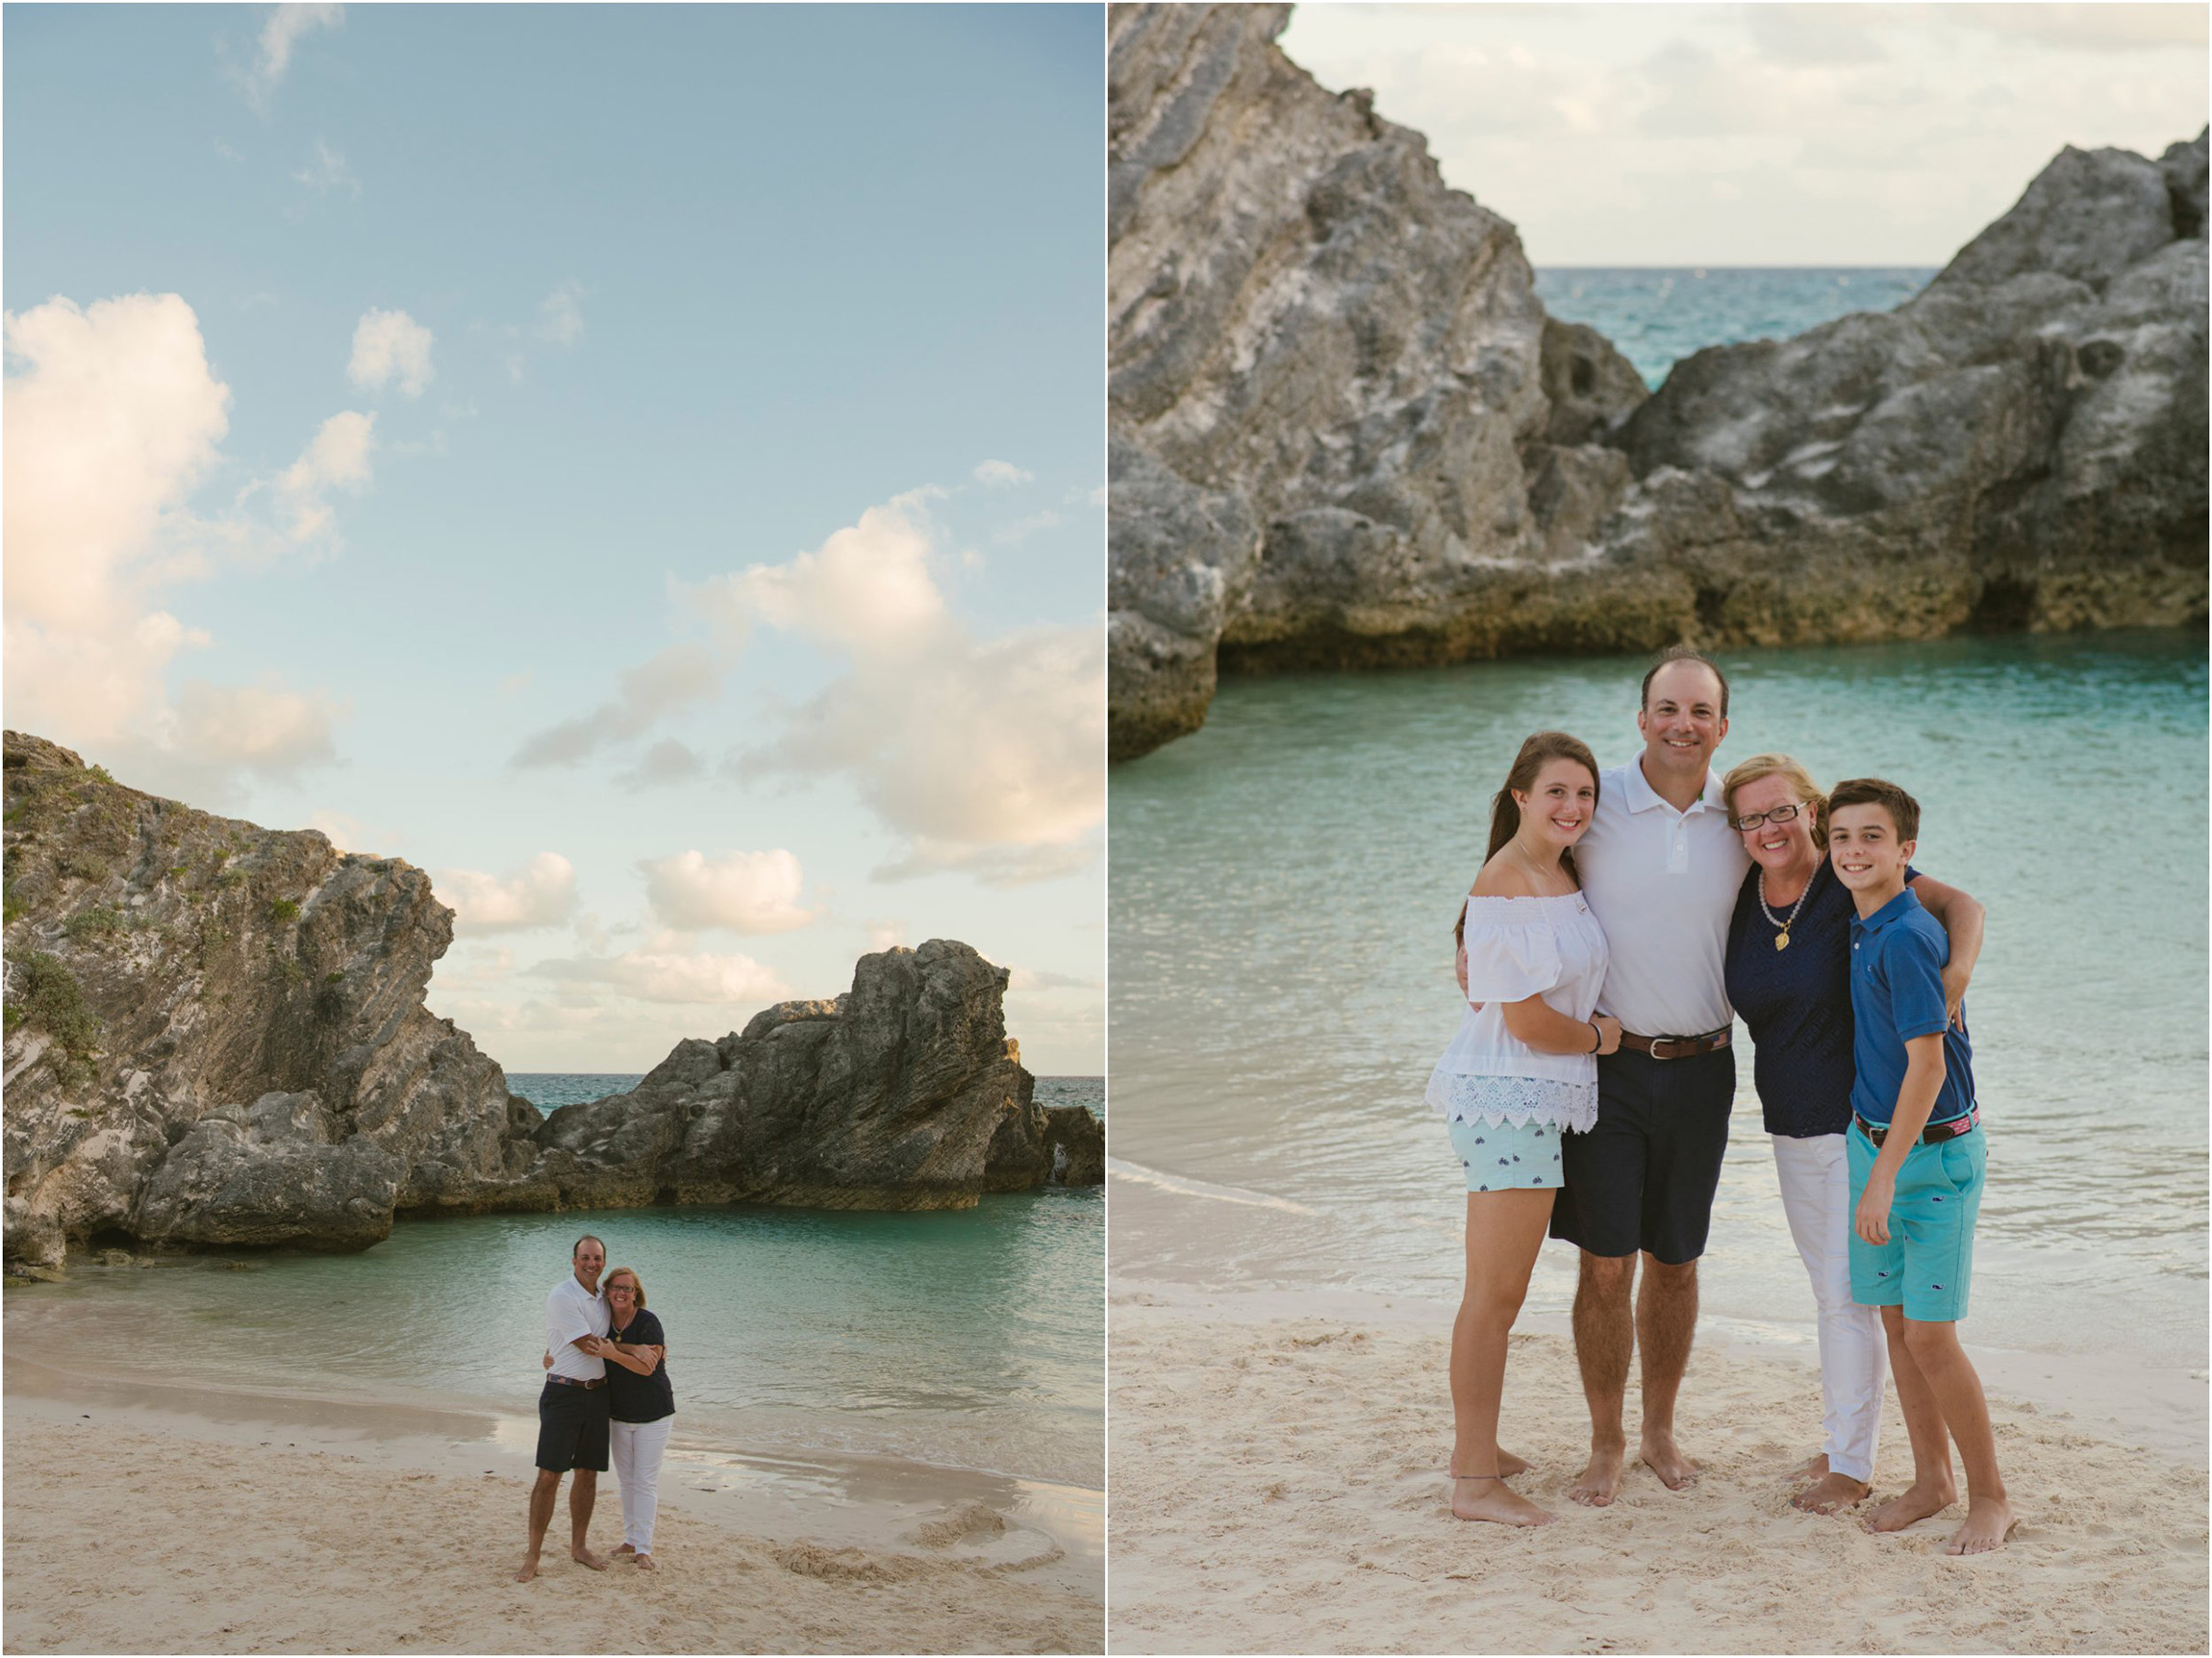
[5,4,1105,1073]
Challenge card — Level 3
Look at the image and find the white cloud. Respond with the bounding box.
[166,677,342,777]
[348,309,434,396]
[691,489,949,656]
[293,139,359,195]
[434,852,579,934]
[274,410,376,541]
[972,458,1032,488]
[992,510,1061,547]
[639,847,817,935]
[530,935,791,1007]
[248,3,342,107]
[3,293,362,800]
[736,612,1106,884]
[616,738,706,788]
[538,281,586,346]
[1006,967,1105,992]
[512,641,722,767]
[866,919,908,952]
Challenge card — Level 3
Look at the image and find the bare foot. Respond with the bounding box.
[1945,1496,2017,1555]
[571,1545,610,1570]
[1451,1475,1556,1527]
[1865,1477,1958,1533]
[612,1544,636,1557]
[635,1552,658,1570]
[1639,1428,1699,1492]
[1791,1470,1872,1514]
[1570,1443,1625,1507]
[514,1555,540,1584]
[1495,1448,1531,1478]
[1788,1451,1830,1485]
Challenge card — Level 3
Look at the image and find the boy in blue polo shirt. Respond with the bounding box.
[1828,778,2013,1555]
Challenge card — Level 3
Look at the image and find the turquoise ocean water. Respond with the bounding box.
[1535,266,1938,388]
[7,1076,1104,1489]
[1109,637,2207,1370]
[1110,269,2204,1378]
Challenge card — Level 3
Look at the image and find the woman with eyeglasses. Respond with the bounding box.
[1721,754,1983,1519]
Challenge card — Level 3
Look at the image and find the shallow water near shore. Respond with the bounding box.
[5,1078,1104,1491]
[1108,634,2208,1383]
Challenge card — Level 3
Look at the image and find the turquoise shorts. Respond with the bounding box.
[1847,1118,1984,1322]
[1447,1117,1566,1193]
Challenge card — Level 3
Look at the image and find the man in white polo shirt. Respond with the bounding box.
[1550,647,1749,1508]
[515,1234,616,1583]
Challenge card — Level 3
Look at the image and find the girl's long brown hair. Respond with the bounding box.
[1453,731,1602,946]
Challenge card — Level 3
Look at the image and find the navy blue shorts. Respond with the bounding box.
[535,1378,611,1472]
[1547,1045,1734,1265]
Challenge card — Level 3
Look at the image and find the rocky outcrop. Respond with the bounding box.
[1612,133,2209,640]
[1108,0,2207,759]
[2,734,1101,1267]
[528,942,1105,1211]
[2,732,536,1266]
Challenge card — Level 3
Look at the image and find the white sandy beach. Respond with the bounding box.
[2,1369,1101,1655]
[1107,1288,2209,1655]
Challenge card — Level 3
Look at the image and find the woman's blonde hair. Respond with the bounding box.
[603,1266,646,1311]
[1722,752,1828,848]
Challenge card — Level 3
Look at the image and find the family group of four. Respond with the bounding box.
[1428,646,2014,1554]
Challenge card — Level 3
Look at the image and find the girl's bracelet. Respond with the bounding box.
[1587,1020,1602,1054]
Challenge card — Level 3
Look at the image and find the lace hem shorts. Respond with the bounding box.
[1429,1071,1598,1135]
[1447,1116,1566,1193]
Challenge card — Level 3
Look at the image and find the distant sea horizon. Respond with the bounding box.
[1534,265,1941,388]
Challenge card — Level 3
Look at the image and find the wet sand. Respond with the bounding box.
[3,1363,1100,1654]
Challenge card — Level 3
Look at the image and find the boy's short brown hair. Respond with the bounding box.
[1826,777,1920,842]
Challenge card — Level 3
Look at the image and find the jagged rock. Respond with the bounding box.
[1615,130,2209,637]
[1,734,1103,1266]
[1108,1,2206,757]
[1109,4,1647,755]
[531,941,1103,1212]
[2,732,526,1264]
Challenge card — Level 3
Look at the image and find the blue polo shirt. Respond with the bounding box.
[1847,887,1974,1126]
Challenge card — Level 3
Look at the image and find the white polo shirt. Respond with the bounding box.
[1576,757,1749,1038]
[545,1273,610,1381]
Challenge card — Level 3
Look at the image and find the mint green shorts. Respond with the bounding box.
[1847,1119,1984,1323]
[1446,1117,1566,1193]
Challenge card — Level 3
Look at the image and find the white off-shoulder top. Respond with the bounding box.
[1424,892,1611,1134]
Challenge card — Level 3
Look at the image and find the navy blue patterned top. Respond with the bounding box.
[1724,860,1917,1138]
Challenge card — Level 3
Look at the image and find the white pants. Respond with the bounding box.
[1772,1133,1885,1483]
[609,1415,673,1554]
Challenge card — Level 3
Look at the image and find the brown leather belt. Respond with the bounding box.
[547,1374,604,1390]
[1854,1104,1979,1150]
[1618,1027,1732,1061]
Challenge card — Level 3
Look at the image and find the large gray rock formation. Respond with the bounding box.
[1,734,1100,1268]
[529,942,1105,1211]
[2,732,537,1266]
[1612,133,2209,640]
[1108,1,2207,759]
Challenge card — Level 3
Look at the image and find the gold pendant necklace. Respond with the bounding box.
[1758,866,1815,953]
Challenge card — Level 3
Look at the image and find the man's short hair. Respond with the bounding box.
[572,1234,606,1260]
[1827,777,1920,842]
[1640,644,1730,719]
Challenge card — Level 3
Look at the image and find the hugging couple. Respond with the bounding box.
[1429,645,2013,1555]
[515,1234,678,1582]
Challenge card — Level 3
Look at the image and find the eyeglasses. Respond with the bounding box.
[1731,803,1803,831]
[606,1284,637,1294]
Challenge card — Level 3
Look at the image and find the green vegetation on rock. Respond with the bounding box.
[5,953,102,1083]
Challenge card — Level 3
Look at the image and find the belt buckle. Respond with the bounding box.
[1649,1035,1688,1061]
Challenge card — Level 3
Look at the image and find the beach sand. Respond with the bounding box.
[3,1373,1100,1654]
[1108,1290,2208,1655]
